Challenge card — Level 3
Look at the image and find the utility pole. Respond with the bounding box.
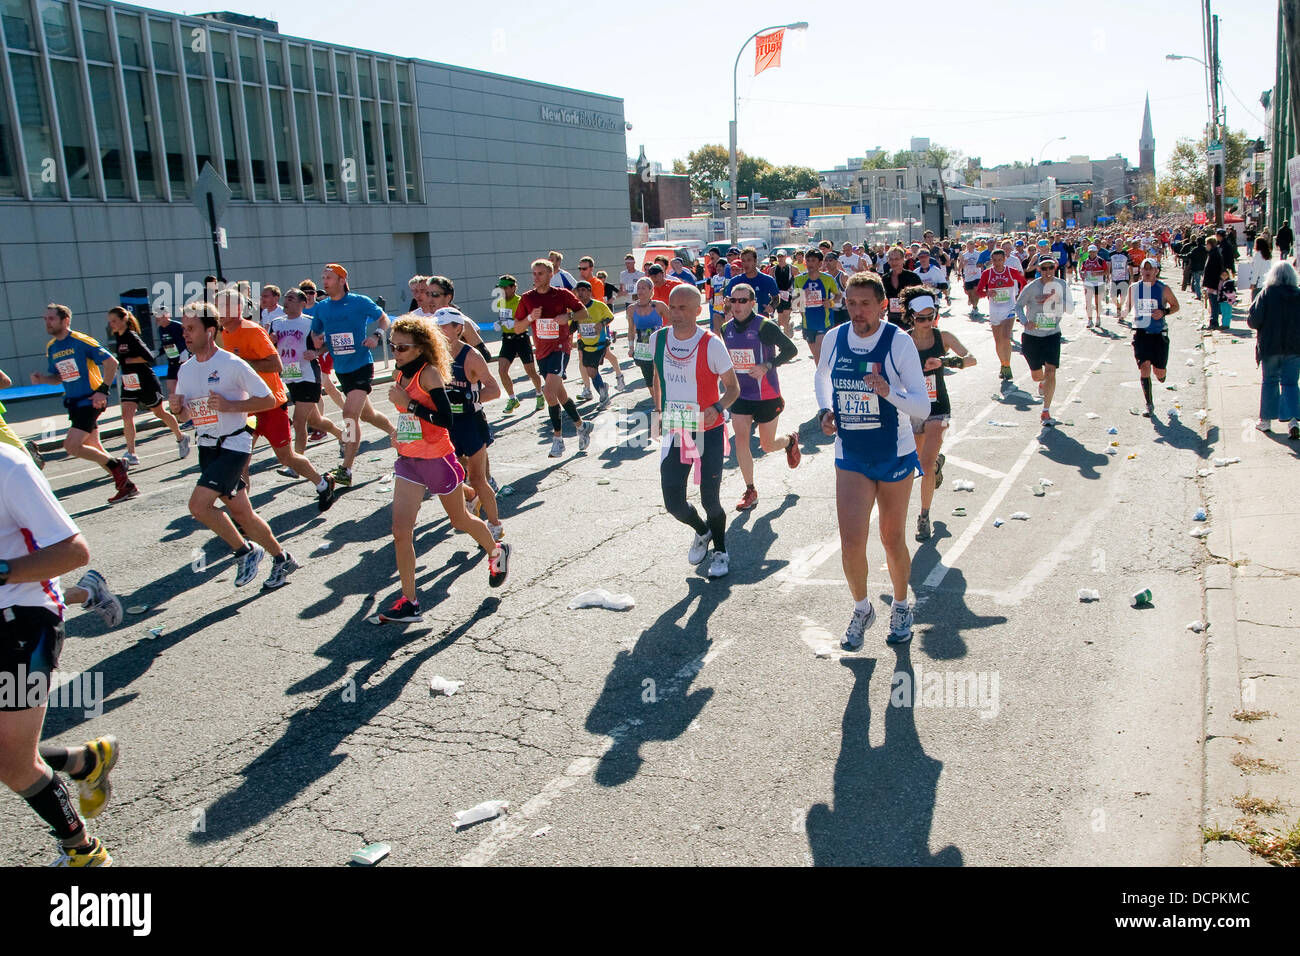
[1211,12,1224,227]
[1282,2,1300,185]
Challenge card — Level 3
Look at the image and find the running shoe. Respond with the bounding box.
[488,522,505,543]
[330,465,352,487]
[180,419,195,431]
[549,436,565,458]
[76,735,119,819]
[488,542,511,588]
[933,453,945,486]
[841,603,876,651]
[616,373,626,390]
[120,452,139,466]
[233,543,265,587]
[999,366,1013,381]
[707,551,730,578]
[107,481,139,505]
[309,429,326,442]
[25,440,44,470]
[577,420,593,452]
[886,602,914,645]
[577,388,593,402]
[1041,410,1056,427]
[785,432,802,469]
[487,475,500,494]
[378,595,423,623]
[598,382,610,405]
[687,530,711,565]
[1143,405,1154,419]
[1255,419,1270,433]
[76,570,122,628]
[177,434,191,460]
[261,551,300,590]
[535,395,546,412]
[503,396,520,414]
[915,513,932,541]
[277,464,298,477]
[736,487,758,512]
[1290,424,1300,441]
[50,837,112,868]
[316,474,337,512]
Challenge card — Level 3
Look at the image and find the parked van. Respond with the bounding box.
[737,237,770,258]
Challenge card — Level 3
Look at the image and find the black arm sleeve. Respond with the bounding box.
[475,342,492,363]
[758,319,799,368]
[408,387,454,429]
[123,331,156,363]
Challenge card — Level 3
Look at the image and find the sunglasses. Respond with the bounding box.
[913,313,936,321]
[729,297,753,304]
[390,341,415,352]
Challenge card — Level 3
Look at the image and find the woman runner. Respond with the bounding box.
[106,307,189,464]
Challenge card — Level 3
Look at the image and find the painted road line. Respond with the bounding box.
[941,455,1006,480]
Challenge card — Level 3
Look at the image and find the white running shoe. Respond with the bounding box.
[120,452,139,466]
[549,437,565,458]
[707,551,730,577]
[177,435,191,460]
[577,420,592,452]
[841,604,876,651]
[76,570,123,628]
[687,531,710,565]
[233,543,266,588]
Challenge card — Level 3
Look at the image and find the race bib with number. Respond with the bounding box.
[579,322,597,339]
[395,413,422,442]
[663,400,700,433]
[330,332,355,355]
[1134,298,1157,329]
[713,294,726,313]
[889,297,902,313]
[449,401,464,416]
[281,361,304,382]
[925,374,938,401]
[1035,312,1060,331]
[189,396,218,427]
[992,287,1013,306]
[164,344,180,359]
[498,309,515,332]
[633,339,654,362]
[729,348,756,373]
[779,290,791,301]
[835,389,881,430]
[121,372,141,391]
[803,285,824,309]
[536,317,560,339]
[55,358,80,383]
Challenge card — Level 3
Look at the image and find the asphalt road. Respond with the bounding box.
[2,277,1215,866]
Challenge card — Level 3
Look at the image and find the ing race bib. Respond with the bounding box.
[330,332,355,356]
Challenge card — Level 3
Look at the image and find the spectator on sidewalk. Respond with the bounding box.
[1247,260,1300,439]
[1276,220,1293,259]
[1249,237,1273,304]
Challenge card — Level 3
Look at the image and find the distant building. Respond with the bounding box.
[910,137,931,154]
[1139,94,1156,179]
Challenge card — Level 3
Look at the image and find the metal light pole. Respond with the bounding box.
[1167,49,1222,226]
[1036,136,1065,229]
[731,21,808,243]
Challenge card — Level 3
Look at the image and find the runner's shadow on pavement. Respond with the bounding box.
[1036,426,1109,479]
[907,567,1005,661]
[714,492,796,583]
[585,577,726,788]
[805,652,963,866]
[1262,431,1300,458]
[1151,414,1208,454]
[190,599,497,845]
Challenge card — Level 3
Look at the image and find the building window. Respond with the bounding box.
[149,18,175,71]
[400,103,418,202]
[241,83,270,199]
[121,68,159,199]
[338,96,358,201]
[268,87,292,199]
[315,94,337,200]
[292,89,316,199]
[48,58,94,197]
[360,98,380,201]
[1,0,36,51]
[86,63,125,197]
[37,0,74,56]
[155,73,188,195]
[8,52,59,197]
[214,82,243,197]
[264,40,283,87]
[187,76,214,176]
[78,4,110,62]
[334,51,351,97]
[288,44,306,88]
[210,29,230,79]
[381,103,397,202]
[312,48,330,91]
[237,34,259,83]
[114,10,142,66]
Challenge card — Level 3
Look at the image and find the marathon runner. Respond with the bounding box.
[268,288,345,469]
[308,263,396,487]
[298,280,346,441]
[515,258,594,457]
[1124,258,1180,418]
[0,367,41,465]
[170,302,302,589]
[377,316,509,622]
[106,306,189,465]
[618,255,644,311]
[627,277,668,391]
[725,247,780,317]
[154,307,188,408]
[1110,243,1132,319]
[1,441,122,866]
[491,275,547,413]
[815,273,930,649]
[573,281,613,405]
[1014,256,1072,426]
[959,240,984,316]
[772,250,796,340]
[913,250,949,313]
[721,283,800,512]
[975,248,1027,385]
[1079,244,1108,330]
[881,248,922,329]
[30,304,137,504]
[793,249,842,363]
[822,252,852,329]
[903,288,975,541]
[652,285,740,578]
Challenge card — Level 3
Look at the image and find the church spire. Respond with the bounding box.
[1139,94,1155,177]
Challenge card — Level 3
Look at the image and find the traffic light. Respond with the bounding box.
[1083,190,1092,201]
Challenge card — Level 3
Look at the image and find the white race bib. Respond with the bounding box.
[835,390,880,429]
[633,339,654,362]
[163,344,180,359]
[1134,298,1157,329]
[803,285,824,309]
[498,308,515,332]
[55,358,80,383]
[925,374,938,401]
[992,287,1013,306]
[395,413,422,442]
[663,400,700,432]
[330,332,355,355]
[281,361,304,382]
[121,372,141,391]
[536,317,560,339]
[779,290,791,301]
[189,396,218,427]
[579,322,598,339]
[729,348,756,373]
[889,297,902,313]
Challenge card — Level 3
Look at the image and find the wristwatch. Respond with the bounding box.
[0,560,9,586]
[712,401,723,415]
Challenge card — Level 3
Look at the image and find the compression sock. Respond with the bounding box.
[562,400,583,424]
[548,405,562,433]
[20,768,84,844]
[1141,377,1153,408]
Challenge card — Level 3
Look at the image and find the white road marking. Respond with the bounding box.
[940,455,1006,480]
[460,637,734,866]
[777,537,842,594]
[922,341,1118,590]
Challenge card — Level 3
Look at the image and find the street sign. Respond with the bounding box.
[850,204,870,217]
[1208,141,1225,166]
[1066,218,1076,228]
[790,208,810,226]
[192,161,232,225]
[719,198,749,211]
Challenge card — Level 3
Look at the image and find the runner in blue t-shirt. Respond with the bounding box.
[308,263,395,487]
[29,304,137,502]
[725,248,780,316]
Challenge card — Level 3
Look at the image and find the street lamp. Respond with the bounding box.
[731,21,808,243]
[1167,50,1223,226]
[1037,135,1065,229]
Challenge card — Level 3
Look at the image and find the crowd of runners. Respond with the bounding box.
[0,221,1241,865]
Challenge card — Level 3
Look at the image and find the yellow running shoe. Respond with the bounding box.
[535,394,545,412]
[76,735,119,819]
[50,836,112,867]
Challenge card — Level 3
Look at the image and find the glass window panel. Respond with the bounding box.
[114,11,141,66]
[0,83,17,195]
[377,61,392,101]
[268,87,291,199]
[121,69,159,198]
[265,41,283,87]
[338,95,358,201]
[359,98,379,201]
[400,104,418,202]
[38,0,73,56]
[242,84,269,199]
[8,53,58,197]
[86,63,125,197]
[396,64,409,103]
[357,58,372,99]
[79,5,110,62]
[237,35,259,82]
[181,22,206,75]
[187,76,214,176]
[292,91,316,199]
[312,49,330,91]
[156,73,186,194]
[1,0,35,52]
[210,29,231,79]
[335,53,351,97]
[380,104,397,202]
[49,58,93,196]
[149,19,174,71]
[288,45,306,88]
[214,82,242,197]
[315,95,336,200]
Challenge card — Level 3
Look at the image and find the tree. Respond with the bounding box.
[671,159,687,175]
[755,164,820,201]
[861,153,894,170]
[1163,128,1252,205]
[673,144,776,203]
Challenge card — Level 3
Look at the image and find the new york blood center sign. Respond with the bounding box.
[539,105,622,132]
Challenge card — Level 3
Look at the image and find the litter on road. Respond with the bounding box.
[1078,589,1101,602]
[1010,512,1031,520]
[1132,589,1153,607]
[126,605,149,615]
[1186,621,1208,633]
[993,518,1004,527]
[567,588,636,611]
[1213,457,1241,467]
[1189,527,1211,538]
[1107,427,1118,435]
[429,676,463,696]
[454,800,509,829]
[952,479,976,491]
[951,507,967,517]
[349,843,390,866]
[1086,413,1101,419]
[987,420,1018,427]
[1193,508,1207,521]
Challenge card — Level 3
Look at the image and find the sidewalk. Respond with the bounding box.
[1197,297,1300,866]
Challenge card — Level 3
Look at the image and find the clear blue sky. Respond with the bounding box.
[149,0,1274,173]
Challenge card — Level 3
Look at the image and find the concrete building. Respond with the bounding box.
[0,1,629,385]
